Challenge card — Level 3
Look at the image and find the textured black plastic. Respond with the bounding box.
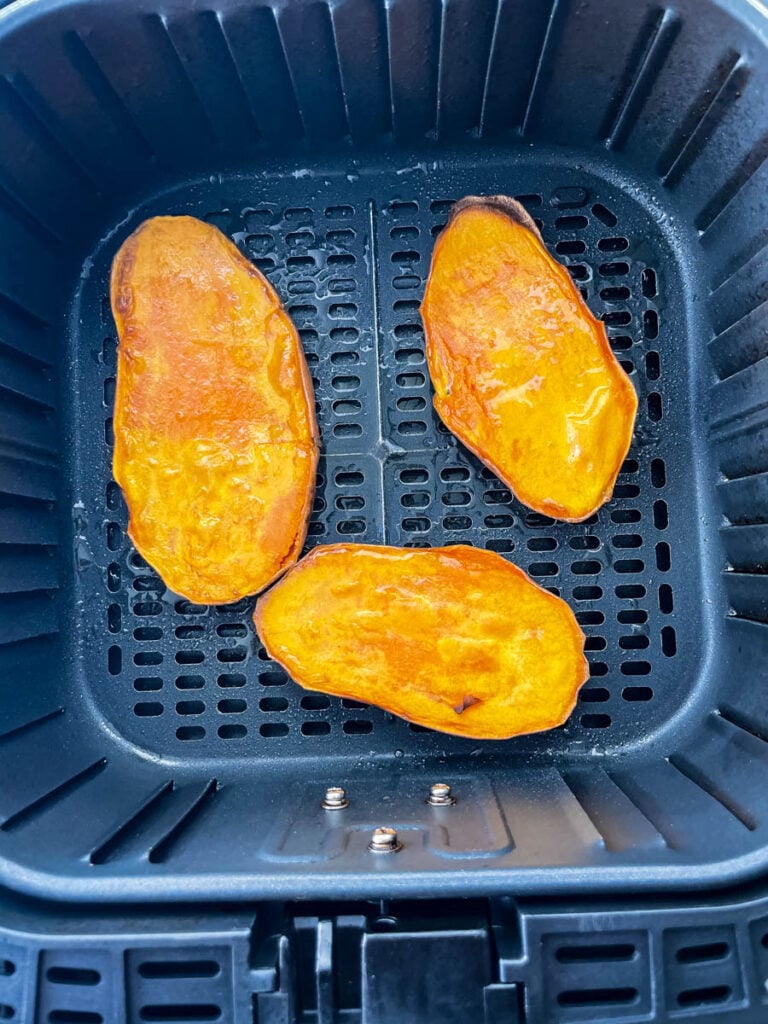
[5,883,768,1023]
[0,0,766,907]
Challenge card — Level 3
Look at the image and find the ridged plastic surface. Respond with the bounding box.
[0,0,765,905]
[3,885,768,1022]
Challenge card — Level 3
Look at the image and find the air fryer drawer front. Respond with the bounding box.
[2,887,768,1023]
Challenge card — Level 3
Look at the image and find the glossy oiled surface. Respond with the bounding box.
[111,216,318,604]
[422,197,637,522]
[255,544,588,739]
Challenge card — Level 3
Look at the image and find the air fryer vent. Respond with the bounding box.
[542,929,651,1020]
[663,926,742,1013]
[557,986,639,1007]
[126,948,231,1023]
[36,951,112,1024]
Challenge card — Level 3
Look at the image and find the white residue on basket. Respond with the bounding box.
[72,500,95,571]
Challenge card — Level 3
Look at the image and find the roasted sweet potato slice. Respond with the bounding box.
[421,196,638,521]
[255,544,588,739]
[111,215,318,604]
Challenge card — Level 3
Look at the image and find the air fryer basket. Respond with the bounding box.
[0,0,765,902]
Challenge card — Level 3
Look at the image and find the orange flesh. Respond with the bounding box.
[255,544,588,740]
[111,216,318,604]
[421,198,638,521]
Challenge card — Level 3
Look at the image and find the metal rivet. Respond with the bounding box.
[427,783,455,806]
[368,827,402,853]
[321,786,349,810]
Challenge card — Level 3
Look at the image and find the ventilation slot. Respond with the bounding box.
[48,1013,103,1023]
[46,967,101,985]
[557,988,638,1007]
[675,942,729,964]
[676,985,731,1008]
[138,961,220,980]
[556,944,635,963]
[138,1008,221,1022]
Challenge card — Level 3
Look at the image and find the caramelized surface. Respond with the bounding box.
[422,196,637,521]
[255,544,588,740]
[111,216,318,603]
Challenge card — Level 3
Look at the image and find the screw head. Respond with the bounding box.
[427,783,455,806]
[321,786,349,810]
[368,827,402,853]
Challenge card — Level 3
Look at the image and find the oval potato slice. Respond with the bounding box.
[111,215,318,604]
[255,543,588,740]
[421,196,638,521]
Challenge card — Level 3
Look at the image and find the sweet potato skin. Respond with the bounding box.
[255,544,588,740]
[421,196,638,522]
[111,216,318,604]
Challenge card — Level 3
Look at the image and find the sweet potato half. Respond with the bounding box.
[421,196,637,522]
[255,544,588,740]
[111,216,318,604]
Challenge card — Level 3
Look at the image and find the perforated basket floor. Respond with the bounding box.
[77,156,698,761]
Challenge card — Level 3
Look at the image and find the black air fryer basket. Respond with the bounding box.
[0,0,767,1020]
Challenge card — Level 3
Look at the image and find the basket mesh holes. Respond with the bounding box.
[177,676,204,690]
[298,697,329,714]
[259,671,285,686]
[641,268,658,298]
[108,646,121,675]
[581,713,611,729]
[580,687,609,702]
[219,724,247,739]
[175,650,203,665]
[259,697,288,712]
[592,203,618,227]
[134,622,162,638]
[662,626,677,657]
[600,285,631,301]
[218,699,246,713]
[555,215,588,231]
[600,261,630,276]
[134,702,162,717]
[260,723,289,738]
[528,537,557,551]
[217,674,245,688]
[568,264,590,281]
[343,720,373,734]
[598,236,629,252]
[97,185,675,752]
[177,700,204,716]
[644,310,659,340]
[556,240,586,256]
[486,539,514,553]
[610,335,633,352]
[177,726,205,740]
[108,604,121,633]
[134,678,162,692]
[107,563,121,592]
[302,721,331,736]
